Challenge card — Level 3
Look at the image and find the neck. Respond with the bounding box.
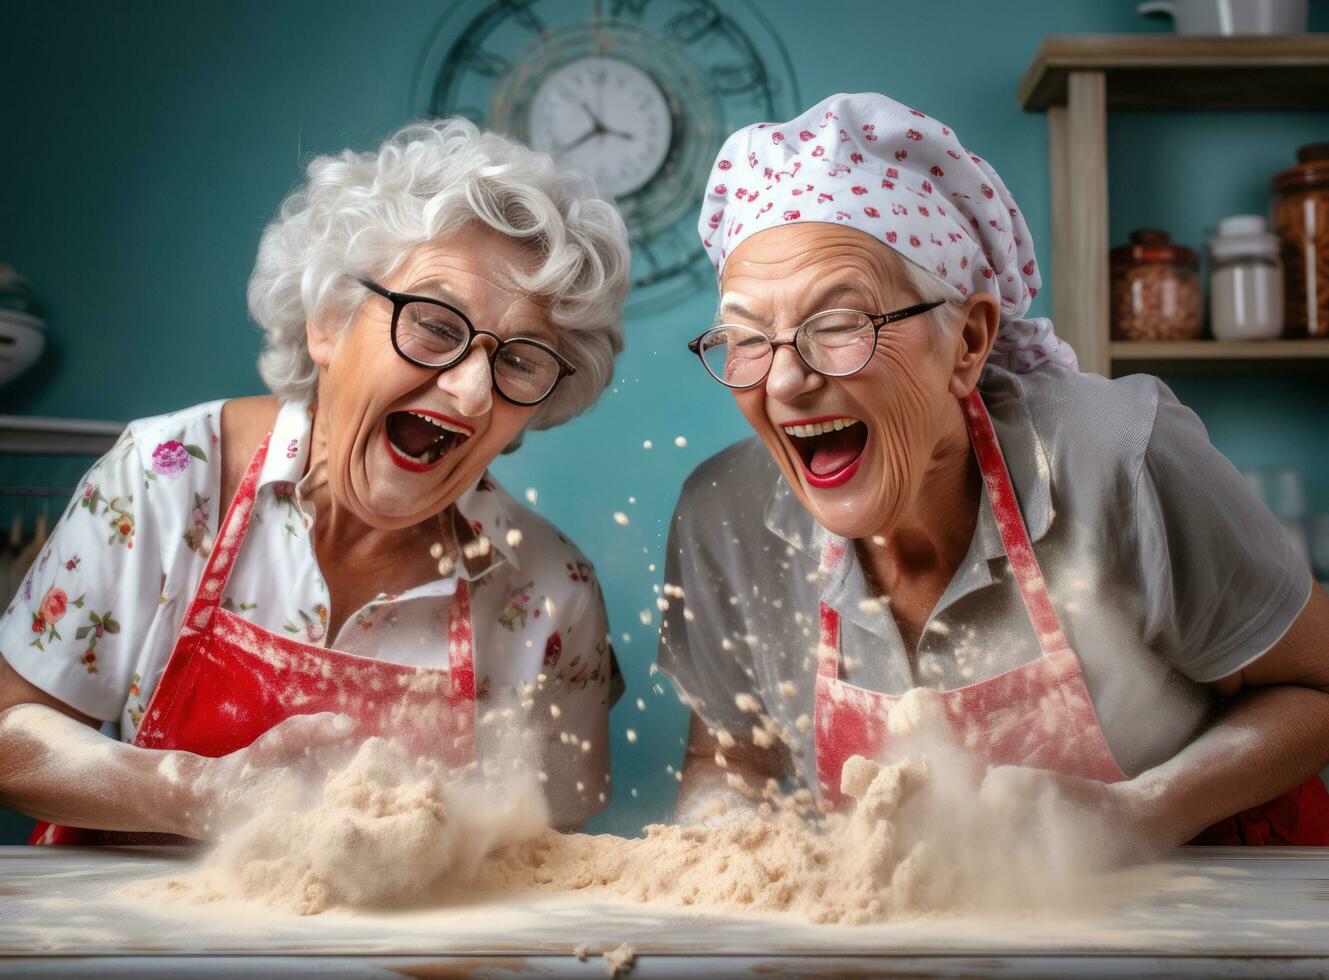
[856,401,979,595]
[299,404,437,561]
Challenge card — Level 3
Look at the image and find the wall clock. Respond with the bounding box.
[411,0,799,313]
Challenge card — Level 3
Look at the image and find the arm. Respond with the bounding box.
[995,587,1329,860]
[1083,379,1329,851]
[0,400,353,839]
[0,656,355,839]
[655,488,786,820]
[1129,585,1329,846]
[677,710,790,822]
[0,656,203,835]
[0,424,202,834]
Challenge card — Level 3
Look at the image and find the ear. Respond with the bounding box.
[946,293,1000,399]
[306,317,338,370]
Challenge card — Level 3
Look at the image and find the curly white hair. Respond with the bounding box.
[247,118,631,429]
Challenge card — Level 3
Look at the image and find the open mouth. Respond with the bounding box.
[782,416,867,488]
[383,410,472,472]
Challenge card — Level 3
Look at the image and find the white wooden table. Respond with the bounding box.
[2,845,1327,977]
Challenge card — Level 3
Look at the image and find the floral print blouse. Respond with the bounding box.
[0,399,621,826]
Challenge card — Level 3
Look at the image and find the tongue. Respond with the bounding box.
[809,427,865,477]
[387,412,444,458]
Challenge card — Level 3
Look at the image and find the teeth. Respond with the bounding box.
[387,411,471,464]
[782,417,860,438]
[393,441,438,464]
[408,411,470,437]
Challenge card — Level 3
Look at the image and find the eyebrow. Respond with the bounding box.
[402,278,557,345]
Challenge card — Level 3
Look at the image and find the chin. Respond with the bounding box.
[803,495,891,541]
[770,443,890,542]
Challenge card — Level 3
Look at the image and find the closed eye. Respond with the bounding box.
[497,347,540,375]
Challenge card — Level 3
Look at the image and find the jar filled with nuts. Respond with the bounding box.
[1272,143,1329,338]
[1110,229,1203,341]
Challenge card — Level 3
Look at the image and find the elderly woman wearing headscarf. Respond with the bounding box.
[0,118,628,841]
[658,93,1329,852]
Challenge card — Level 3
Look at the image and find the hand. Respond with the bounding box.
[979,765,1169,871]
[183,712,358,840]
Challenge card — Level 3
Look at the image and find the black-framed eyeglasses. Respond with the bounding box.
[357,277,575,407]
[686,301,945,389]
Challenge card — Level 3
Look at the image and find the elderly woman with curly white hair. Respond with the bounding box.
[0,118,630,841]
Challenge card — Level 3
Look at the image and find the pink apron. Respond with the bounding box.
[813,390,1329,845]
[31,435,477,845]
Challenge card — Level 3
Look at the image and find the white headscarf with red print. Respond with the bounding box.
[697,92,1077,374]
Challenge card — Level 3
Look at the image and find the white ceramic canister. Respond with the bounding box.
[1207,214,1284,340]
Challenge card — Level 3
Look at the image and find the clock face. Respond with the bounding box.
[527,57,672,199]
[418,0,799,312]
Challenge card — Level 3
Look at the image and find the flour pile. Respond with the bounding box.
[481,689,1122,923]
[135,736,547,915]
[135,688,1132,923]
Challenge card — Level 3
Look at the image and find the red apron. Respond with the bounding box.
[31,435,477,845]
[813,389,1329,845]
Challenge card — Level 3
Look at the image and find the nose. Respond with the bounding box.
[435,343,493,416]
[763,342,823,403]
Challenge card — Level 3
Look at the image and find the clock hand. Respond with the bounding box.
[557,127,601,154]
[580,101,608,134]
[580,101,634,141]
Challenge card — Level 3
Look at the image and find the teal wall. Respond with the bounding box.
[2,1,1327,840]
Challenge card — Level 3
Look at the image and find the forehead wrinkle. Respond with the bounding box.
[723,225,913,306]
[401,277,471,308]
[402,275,554,344]
[720,264,901,330]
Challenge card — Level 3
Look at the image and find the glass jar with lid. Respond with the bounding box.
[1207,215,1283,340]
[1110,229,1203,341]
[1272,143,1329,337]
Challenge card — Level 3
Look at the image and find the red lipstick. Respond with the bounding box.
[802,452,864,489]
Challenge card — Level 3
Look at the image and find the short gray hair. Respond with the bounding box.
[247,118,631,429]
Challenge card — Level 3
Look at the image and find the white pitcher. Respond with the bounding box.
[1137,0,1309,34]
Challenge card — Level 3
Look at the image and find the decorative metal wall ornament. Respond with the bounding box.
[410,0,799,312]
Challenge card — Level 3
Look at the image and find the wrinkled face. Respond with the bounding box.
[307,224,553,529]
[720,223,962,540]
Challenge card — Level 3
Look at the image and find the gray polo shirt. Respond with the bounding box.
[656,363,1313,790]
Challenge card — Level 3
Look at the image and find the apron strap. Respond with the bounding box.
[447,578,475,700]
[447,577,477,758]
[817,602,841,682]
[816,538,847,681]
[961,389,1070,656]
[182,435,272,635]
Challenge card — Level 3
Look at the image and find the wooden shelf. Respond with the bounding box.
[1112,338,1329,359]
[0,415,124,455]
[1110,338,1329,376]
[1021,35,1329,377]
[1021,35,1329,111]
